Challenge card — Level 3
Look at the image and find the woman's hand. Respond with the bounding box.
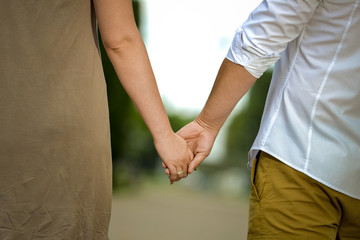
[155,131,193,184]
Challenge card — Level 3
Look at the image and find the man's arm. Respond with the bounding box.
[172,0,321,173]
[175,59,256,173]
[196,59,256,133]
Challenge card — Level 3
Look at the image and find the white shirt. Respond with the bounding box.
[226,0,360,199]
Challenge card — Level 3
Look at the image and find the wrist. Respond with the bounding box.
[194,115,221,137]
[152,126,175,146]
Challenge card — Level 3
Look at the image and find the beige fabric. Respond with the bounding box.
[0,0,112,239]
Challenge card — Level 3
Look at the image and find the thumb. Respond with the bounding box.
[176,126,190,139]
[177,121,199,139]
[188,152,208,174]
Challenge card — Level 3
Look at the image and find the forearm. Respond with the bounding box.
[197,58,256,132]
[94,0,191,182]
[105,36,173,142]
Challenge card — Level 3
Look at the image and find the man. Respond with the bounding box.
[171,0,360,238]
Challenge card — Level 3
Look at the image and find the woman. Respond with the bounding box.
[0,0,191,239]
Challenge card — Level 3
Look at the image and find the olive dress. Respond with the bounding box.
[0,0,112,239]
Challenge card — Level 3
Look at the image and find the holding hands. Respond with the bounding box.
[154,131,193,183]
[177,118,218,174]
[161,117,219,183]
[160,59,257,183]
[95,0,256,186]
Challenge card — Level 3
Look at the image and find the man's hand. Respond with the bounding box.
[162,118,218,175]
[177,118,218,173]
[162,59,256,179]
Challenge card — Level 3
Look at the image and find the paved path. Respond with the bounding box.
[109,183,249,240]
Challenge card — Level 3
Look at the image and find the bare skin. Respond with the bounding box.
[163,58,256,175]
[93,0,192,183]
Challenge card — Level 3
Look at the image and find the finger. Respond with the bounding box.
[176,122,196,139]
[162,162,170,176]
[175,166,185,179]
[168,165,179,184]
[174,160,189,179]
[188,153,207,174]
[181,163,188,178]
[171,174,181,184]
[176,127,187,138]
[187,145,195,160]
[182,145,194,177]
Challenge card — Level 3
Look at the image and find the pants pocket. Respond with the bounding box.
[250,151,272,201]
[250,153,261,201]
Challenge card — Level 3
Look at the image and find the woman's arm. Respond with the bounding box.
[93,0,192,182]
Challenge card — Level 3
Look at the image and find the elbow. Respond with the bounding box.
[102,32,140,53]
[103,35,136,53]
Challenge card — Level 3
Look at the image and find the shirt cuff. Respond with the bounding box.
[226,28,280,78]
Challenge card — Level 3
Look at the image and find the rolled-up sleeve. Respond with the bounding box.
[226,0,320,78]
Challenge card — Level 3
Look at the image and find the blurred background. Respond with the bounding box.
[99,0,272,239]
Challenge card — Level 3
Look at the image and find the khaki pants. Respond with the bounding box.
[248,152,360,240]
